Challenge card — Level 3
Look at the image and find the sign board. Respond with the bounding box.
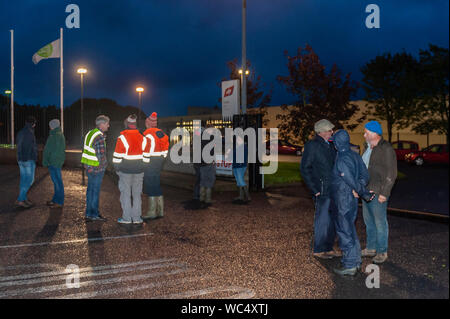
[215,155,233,176]
[221,79,240,119]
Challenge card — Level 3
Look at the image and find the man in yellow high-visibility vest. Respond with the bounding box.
[81,115,110,222]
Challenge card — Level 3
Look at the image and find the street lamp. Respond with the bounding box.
[4,90,11,145]
[238,69,250,114]
[136,86,144,121]
[77,67,87,185]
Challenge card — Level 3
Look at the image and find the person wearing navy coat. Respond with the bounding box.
[330,129,374,276]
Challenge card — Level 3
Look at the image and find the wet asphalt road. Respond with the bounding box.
[0,165,448,299]
[389,162,449,215]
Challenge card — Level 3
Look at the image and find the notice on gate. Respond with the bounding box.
[216,155,233,176]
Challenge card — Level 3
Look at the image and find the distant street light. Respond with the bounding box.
[77,67,87,185]
[136,86,144,121]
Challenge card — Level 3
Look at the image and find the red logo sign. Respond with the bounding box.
[224,86,234,97]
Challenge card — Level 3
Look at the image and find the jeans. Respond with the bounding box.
[233,167,247,187]
[18,160,36,202]
[48,166,64,205]
[117,172,144,222]
[85,171,105,218]
[362,195,389,253]
[313,196,337,253]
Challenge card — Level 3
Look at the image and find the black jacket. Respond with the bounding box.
[300,134,336,196]
[16,123,37,162]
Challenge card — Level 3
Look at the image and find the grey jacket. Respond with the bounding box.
[364,138,397,197]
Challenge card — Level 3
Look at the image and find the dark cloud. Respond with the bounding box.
[0,0,448,117]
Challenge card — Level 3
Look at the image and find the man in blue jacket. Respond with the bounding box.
[330,129,374,276]
[15,116,38,208]
[300,119,340,259]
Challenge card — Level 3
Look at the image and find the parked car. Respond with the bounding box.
[391,140,419,161]
[405,144,449,166]
[266,139,302,156]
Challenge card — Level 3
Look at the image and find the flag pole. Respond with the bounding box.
[10,29,14,147]
[60,27,64,133]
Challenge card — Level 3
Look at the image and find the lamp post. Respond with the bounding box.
[4,90,11,145]
[77,67,87,185]
[241,0,247,114]
[136,86,144,122]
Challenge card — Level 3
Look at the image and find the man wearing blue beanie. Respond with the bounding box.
[361,120,397,264]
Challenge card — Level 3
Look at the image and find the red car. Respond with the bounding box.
[266,140,302,156]
[392,140,419,161]
[405,144,449,166]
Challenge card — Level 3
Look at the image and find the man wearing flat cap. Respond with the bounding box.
[300,119,341,259]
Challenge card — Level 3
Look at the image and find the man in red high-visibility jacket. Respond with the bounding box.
[113,114,150,224]
[142,112,169,220]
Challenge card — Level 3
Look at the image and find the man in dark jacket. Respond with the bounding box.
[42,119,66,208]
[361,121,397,264]
[330,129,374,276]
[300,119,340,259]
[15,116,38,208]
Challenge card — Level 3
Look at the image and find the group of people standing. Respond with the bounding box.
[14,112,169,226]
[15,113,395,276]
[15,116,66,209]
[301,119,397,276]
[81,112,169,224]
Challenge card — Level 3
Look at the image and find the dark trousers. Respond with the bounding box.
[334,194,362,269]
[193,165,201,200]
[313,196,337,253]
[143,156,165,196]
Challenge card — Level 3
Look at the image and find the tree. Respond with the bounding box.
[411,45,449,144]
[361,51,420,142]
[276,44,360,144]
[220,59,272,126]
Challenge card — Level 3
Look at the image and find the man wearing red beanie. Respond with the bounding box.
[142,112,169,220]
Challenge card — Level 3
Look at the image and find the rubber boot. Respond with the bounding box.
[205,187,212,207]
[243,185,251,202]
[199,187,206,203]
[156,196,164,218]
[143,196,157,220]
[233,187,244,203]
[233,186,244,204]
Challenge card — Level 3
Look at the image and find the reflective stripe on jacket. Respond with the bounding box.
[143,128,169,157]
[81,128,102,166]
[113,129,148,173]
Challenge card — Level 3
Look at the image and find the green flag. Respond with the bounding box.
[32,39,60,64]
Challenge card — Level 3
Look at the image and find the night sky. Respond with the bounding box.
[0,0,448,117]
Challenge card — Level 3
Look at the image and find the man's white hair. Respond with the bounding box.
[96,115,110,126]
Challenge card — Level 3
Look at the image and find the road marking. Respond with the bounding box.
[0,259,255,299]
[0,267,191,298]
[55,276,207,299]
[0,233,153,249]
[0,258,174,282]
[0,261,184,288]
